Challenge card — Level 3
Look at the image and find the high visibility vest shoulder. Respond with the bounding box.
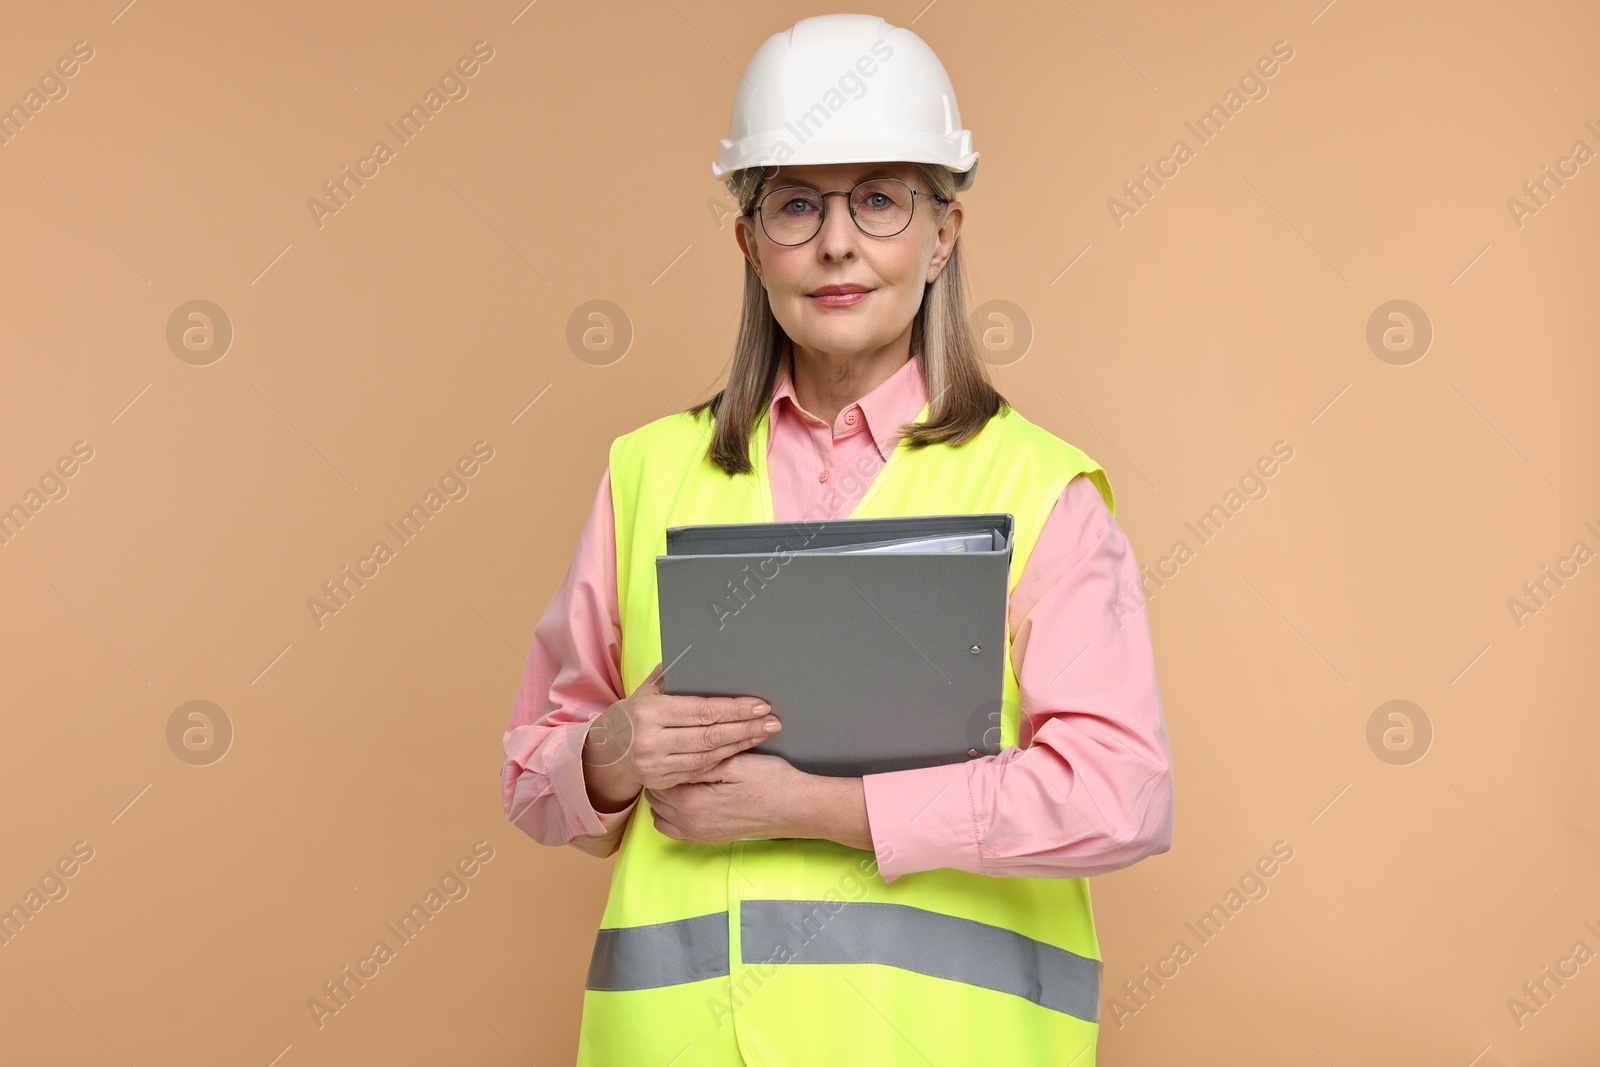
[582,396,1116,1066]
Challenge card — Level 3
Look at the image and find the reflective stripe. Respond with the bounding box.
[740,899,1102,1022]
[586,901,1103,1018]
[586,911,729,991]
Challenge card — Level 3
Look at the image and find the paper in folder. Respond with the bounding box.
[656,513,1014,778]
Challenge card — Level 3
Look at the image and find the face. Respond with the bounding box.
[735,161,963,362]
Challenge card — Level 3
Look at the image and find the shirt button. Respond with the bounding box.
[819,470,830,483]
[844,410,858,426]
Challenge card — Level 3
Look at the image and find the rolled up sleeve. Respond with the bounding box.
[501,469,640,857]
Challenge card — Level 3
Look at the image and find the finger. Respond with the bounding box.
[660,807,714,845]
[666,713,780,757]
[643,789,674,819]
[662,693,772,728]
[669,730,772,774]
[677,759,737,786]
[672,753,727,784]
[648,797,697,841]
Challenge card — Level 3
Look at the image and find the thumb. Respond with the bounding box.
[639,663,666,695]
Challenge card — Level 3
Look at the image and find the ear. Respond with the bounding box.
[926,199,963,284]
[735,214,765,282]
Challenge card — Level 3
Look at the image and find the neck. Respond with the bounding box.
[788,333,914,427]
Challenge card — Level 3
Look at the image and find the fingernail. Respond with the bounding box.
[764,718,780,732]
[752,703,770,716]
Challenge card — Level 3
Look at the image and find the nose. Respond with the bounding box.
[814,194,861,260]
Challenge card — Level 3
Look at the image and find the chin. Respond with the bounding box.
[796,326,881,353]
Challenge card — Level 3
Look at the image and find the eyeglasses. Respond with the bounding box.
[753,177,947,246]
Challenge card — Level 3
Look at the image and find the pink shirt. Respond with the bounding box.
[501,354,1174,883]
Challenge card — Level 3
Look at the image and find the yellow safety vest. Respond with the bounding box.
[581,395,1117,1066]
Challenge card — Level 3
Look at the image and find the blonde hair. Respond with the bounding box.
[686,162,1009,476]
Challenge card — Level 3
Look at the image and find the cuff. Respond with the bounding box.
[594,792,640,827]
[548,720,641,838]
[568,793,639,858]
[860,760,983,883]
[545,721,609,837]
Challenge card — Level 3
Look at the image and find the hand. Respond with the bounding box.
[645,752,809,845]
[582,662,782,794]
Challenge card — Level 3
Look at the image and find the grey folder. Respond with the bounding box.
[656,513,1014,778]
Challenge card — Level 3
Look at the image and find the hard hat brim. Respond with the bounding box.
[713,138,979,193]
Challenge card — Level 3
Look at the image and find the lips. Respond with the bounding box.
[809,284,873,308]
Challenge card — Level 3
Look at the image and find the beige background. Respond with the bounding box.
[2,0,1596,1063]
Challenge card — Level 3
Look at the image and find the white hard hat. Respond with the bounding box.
[713,14,979,193]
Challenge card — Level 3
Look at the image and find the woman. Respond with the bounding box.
[501,14,1173,1066]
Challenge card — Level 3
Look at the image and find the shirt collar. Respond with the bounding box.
[769,352,929,462]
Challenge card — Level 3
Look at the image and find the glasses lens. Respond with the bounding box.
[756,179,918,243]
[760,187,824,244]
[850,179,914,236]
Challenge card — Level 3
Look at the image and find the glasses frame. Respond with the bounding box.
[753,176,949,246]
